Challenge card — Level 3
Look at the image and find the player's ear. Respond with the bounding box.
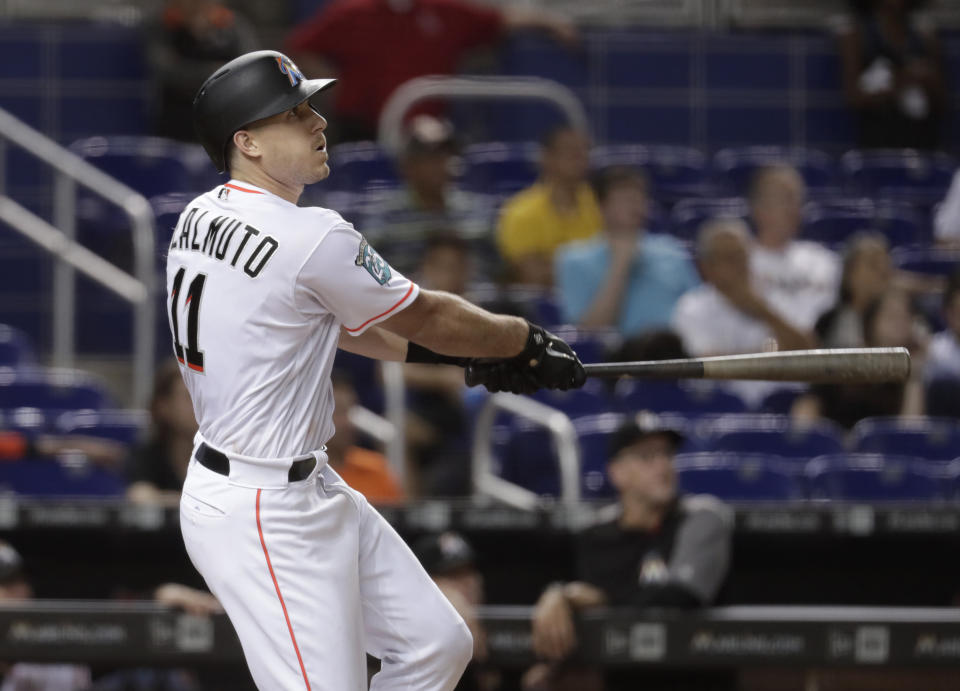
[232,129,261,161]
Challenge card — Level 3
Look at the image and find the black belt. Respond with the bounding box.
[195,443,317,482]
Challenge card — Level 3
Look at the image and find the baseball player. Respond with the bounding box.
[171,50,585,691]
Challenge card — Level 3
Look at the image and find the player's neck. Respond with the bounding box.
[230,166,303,205]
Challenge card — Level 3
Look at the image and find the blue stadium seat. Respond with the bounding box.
[69,136,206,197]
[0,458,125,496]
[324,141,399,194]
[669,197,749,241]
[592,144,713,203]
[0,324,36,368]
[54,408,149,445]
[615,379,748,418]
[840,149,956,206]
[0,406,52,434]
[0,368,112,411]
[806,454,946,501]
[494,418,560,497]
[757,386,807,415]
[850,416,960,461]
[700,414,844,460]
[713,146,838,197]
[674,452,802,501]
[461,142,539,198]
[802,198,924,248]
[891,247,960,278]
[532,378,614,419]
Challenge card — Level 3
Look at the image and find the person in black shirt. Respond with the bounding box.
[126,361,199,504]
[525,412,733,690]
[838,0,946,150]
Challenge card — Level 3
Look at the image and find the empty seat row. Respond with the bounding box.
[70,136,958,210]
[677,453,954,502]
[489,410,960,499]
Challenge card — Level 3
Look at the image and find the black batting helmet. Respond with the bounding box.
[193,50,337,174]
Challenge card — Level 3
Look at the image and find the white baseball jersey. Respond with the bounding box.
[166,180,419,459]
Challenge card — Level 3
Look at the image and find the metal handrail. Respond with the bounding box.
[380,361,407,488]
[377,75,589,154]
[0,107,156,406]
[347,399,407,491]
[472,393,581,510]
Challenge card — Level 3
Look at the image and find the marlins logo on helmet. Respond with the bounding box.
[276,55,304,87]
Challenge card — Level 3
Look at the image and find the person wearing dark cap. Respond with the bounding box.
[525,412,733,691]
[361,115,498,280]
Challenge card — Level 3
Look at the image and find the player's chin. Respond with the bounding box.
[305,163,330,184]
[313,162,331,182]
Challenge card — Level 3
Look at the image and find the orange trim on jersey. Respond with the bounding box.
[344,283,416,333]
[256,489,312,690]
[187,362,204,372]
[224,183,264,194]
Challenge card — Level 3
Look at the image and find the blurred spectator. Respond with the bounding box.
[526,413,732,691]
[285,0,577,142]
[749,165,841,331]
[924,270,960,417]
[934,170,960,246]
[793,288,928,428]
[0,429,125,469]
[926,270,960,381]
[362,116,498,280]
[497,126,601,288]
[402,235,472,496]
[328,374,404,503]
[555,166,697,336]
[145,0,258,141]
[672,218,814,356]
[815,232,893,348]
[126,362,198,505]
[413,532,499,691]
[838,0,946,150]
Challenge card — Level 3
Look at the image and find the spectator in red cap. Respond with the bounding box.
[285,0,577,142]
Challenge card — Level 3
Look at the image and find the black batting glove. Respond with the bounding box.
[465,360,539,394]
[514,322,587,391]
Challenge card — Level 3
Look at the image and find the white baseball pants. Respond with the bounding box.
[179,443,472,690]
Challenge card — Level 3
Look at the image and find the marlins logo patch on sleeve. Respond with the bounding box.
[355,237,393,285]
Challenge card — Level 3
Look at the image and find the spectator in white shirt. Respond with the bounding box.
[926,269,960,382]
[934,170,960,246]
[749,165,841,330]
[673,219,814,357]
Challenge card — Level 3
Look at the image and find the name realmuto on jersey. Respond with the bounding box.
[170,206,279,278]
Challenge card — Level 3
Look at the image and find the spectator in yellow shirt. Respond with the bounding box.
[496,126,602,287]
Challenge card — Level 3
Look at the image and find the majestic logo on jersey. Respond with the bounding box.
[355,237,393,285]
[276,56,304,87]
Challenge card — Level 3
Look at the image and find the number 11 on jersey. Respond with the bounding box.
[170,266,207,372]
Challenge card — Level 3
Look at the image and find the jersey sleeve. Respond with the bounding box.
[295,224,420,335]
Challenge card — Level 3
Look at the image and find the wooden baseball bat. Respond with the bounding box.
[581,347,911,383]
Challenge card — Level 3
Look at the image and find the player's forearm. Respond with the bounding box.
[383,290,528,358]
[338,326,408,361]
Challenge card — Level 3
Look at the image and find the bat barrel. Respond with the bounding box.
[582,348,911,383]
